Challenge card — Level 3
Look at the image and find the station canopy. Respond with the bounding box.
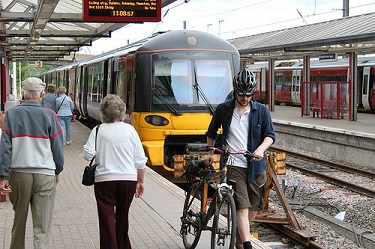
[0,0,176,62]
[229,12,375,61]
[1,1,375,64]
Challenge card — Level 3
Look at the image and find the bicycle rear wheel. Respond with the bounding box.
[211,191,237,249]
[181,181,202,249]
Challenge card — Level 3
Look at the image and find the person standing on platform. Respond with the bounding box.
[0,77,64,249]
[56,86,74,145]
[41,83,58,113]
[83,94,147,249]
[204,69,276,249]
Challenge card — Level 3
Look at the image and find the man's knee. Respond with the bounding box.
[237,208,249,218]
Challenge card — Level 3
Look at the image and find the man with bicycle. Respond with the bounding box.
[204,68,275,249]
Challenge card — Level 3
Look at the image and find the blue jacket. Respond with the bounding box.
[206,99,276,183]
[41,92,57,112]
[56,94,73,116]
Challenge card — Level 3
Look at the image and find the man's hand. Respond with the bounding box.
[203,154,214,165]
[0,180,12,195]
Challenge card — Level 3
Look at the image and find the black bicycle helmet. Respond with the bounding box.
[233,68,257,95]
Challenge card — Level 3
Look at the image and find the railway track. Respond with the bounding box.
[259,147,375,248]
[270,147,375,198]
[176,148,375,248]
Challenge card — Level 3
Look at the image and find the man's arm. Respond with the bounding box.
[204,137,216,165]
[253,137,274,161]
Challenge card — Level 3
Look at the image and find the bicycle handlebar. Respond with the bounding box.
[185,143,255,158]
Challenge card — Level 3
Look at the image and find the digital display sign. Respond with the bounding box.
[83,0,161,22]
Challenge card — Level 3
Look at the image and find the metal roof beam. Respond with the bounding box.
[3,30,112,37]
[9,40,91,46]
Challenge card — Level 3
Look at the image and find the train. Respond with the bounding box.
[40,30,240,181]
[247,57,375,113]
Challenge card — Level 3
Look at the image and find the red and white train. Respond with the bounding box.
[247,57,375,112]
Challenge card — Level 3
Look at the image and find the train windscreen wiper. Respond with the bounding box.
[193,67,215,115]
[152,88,181,116]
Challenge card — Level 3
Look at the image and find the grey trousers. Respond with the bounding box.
[9,172,56,249]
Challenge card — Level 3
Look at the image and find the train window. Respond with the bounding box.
[363,75,368,95]
[153,59,232,106]
[87,62,104,103]
[117,62,126,100]
[151,53,233,110]
[281,85,291,92]
[195,60,232,104]
[154,59,190,104]
[310,84,317,92]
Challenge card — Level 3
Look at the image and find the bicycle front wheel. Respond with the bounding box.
[181,181,202,249]
[211,191,237,249]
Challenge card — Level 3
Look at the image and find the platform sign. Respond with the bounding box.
[319,53,337,62]
[83,0,161,22]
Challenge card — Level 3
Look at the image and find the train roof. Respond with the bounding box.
[41,30,240,74]
[41,32,165,73]
[137,30,239,54]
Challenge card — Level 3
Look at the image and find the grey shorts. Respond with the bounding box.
[228,166,266,211]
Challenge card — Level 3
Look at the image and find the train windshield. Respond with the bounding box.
[152,53,233,111]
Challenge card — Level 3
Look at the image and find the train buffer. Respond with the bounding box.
[253,152,319,248]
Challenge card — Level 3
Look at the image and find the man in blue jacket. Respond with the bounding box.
[0,77,64,249]
[205,69,275,249]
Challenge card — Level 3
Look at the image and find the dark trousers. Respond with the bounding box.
[94,180,137,249]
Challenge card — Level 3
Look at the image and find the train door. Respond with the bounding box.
[82,65,89,118]
[291,70,301,104]
[75,67,82,117]
[102,60,108,98]
[361,67,371,111]
[68,67,77,110]
[64,70,70,91]
[370,67,375,110]
[107,57,118,94]
[258,67,267,103]
[125,55,134,123]
[76,65,88,119]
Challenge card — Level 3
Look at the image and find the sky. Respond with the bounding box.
[79,0,375,55]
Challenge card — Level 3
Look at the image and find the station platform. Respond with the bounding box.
[269,105,375,170]
[270,105,375,137]
[0,121,271,249]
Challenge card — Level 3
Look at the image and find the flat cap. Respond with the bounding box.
[22,77,46,91]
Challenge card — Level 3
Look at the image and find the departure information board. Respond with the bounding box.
[83,0,161,22]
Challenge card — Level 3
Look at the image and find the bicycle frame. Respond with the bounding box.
[191,169,232,229]
[181,144,253,249]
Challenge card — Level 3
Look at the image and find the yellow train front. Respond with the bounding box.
[131,30,240,181]
[40,30,240,182]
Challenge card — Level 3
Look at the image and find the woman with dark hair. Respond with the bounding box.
[83,94,147,249]
[41,84,57,112]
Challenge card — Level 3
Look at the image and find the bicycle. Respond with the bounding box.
[180,143,255,249]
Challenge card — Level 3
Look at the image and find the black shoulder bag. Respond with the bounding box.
[56,95,66,114]
[82,125,100,186]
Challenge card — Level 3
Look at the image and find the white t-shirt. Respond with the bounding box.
[226,107,250,168]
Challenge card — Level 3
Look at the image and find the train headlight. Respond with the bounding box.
[145,115,169,126]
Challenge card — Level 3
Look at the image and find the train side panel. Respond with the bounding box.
[249,61,375,112]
